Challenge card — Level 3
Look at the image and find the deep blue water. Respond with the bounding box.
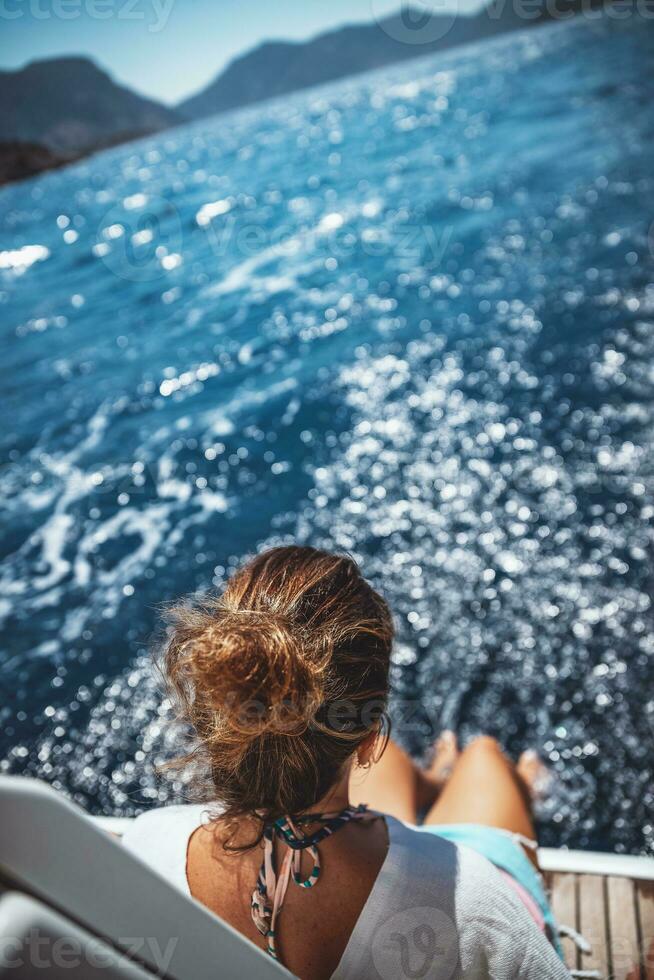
[1,14,653,854]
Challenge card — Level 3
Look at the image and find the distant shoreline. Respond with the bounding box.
[0,140,81,187]
[0,2,614,188]
[0,129,162,189]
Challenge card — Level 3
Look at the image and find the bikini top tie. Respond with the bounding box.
[251,803,379,961]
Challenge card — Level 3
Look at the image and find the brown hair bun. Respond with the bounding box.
[179,609,322,738]
[160,546,393,839]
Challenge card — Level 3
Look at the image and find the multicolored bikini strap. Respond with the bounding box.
[251,803,379,961]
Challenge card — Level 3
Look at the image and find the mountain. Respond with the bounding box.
[177,1,560,120]
[0,56,181,153]
[0,0,605,185]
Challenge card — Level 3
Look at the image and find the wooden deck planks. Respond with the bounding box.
[550,871,578,971]
[548,871,654,979]
[636,880,654,980]
[578,874,610,978]
[607,876,640,980]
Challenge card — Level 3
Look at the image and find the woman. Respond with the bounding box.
[124,546,570,979]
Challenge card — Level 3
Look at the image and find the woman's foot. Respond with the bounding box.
[415,730,460,813]
[516,749,552,801]
[426,730,460,787]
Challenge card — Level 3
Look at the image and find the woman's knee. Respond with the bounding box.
[461,734,506,761]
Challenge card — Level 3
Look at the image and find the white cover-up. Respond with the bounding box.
[123,803,571,980]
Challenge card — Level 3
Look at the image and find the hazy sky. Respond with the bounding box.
[0,0,481,106]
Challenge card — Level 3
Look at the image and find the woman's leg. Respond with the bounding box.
[424,735,540,868]
[350,732,459,823]
[349,738,419,823]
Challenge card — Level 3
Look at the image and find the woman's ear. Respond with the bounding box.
[356,729,380,768]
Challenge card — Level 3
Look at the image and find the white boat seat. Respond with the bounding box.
[0,776,290,978]
[0,891,153,979]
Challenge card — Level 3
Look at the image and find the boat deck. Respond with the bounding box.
[546,872,654,979]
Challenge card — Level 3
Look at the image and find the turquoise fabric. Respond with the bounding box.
[417,823,564,960]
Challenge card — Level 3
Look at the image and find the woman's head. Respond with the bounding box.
[161,546,393,832]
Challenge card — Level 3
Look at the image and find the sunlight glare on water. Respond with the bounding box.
[1,14,653,854]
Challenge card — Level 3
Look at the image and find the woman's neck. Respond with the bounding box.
[297,769,353,819]
[237,771,354,841]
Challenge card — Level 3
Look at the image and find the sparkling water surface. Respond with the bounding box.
[1,14,653,854]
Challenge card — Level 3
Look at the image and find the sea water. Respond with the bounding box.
[1,13,653,853]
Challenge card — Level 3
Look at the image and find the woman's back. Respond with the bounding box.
[123,803,569,980]
[187,809,388,979]
[139,547,570,978]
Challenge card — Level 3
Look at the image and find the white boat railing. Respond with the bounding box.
[91,815,654,880]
